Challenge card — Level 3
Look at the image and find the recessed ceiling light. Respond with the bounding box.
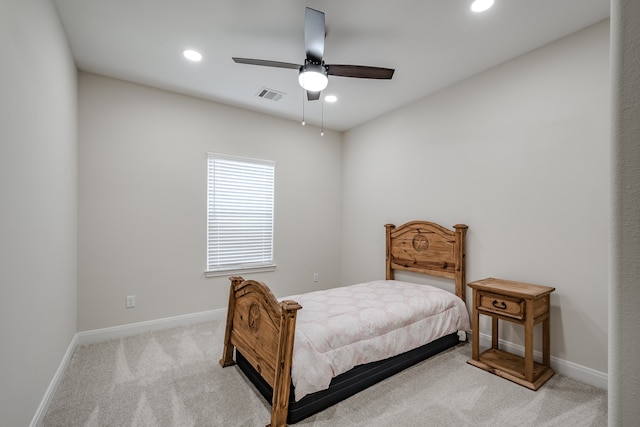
[324,95,338,103]
[471,0,494,13]
[183,49,202,62]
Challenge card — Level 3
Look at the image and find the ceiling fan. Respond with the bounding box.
[232,7,395,101]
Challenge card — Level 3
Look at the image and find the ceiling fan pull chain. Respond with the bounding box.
[320,100,324,136]
[301,87,306,126]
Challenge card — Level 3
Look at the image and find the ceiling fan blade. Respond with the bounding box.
[307,91,321,101]
[232,57,301,70]
[327,64,395,79]
[305,7,325,63]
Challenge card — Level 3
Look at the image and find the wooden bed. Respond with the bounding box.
[219,220,468,427]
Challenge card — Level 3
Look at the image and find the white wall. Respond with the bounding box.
[610,0,640,424]
[0,0,78,425]
[77,72,343,331]
[342,21,610,375]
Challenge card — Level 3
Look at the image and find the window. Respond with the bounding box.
[205,153,276,276]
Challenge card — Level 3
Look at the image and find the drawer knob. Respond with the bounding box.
[492,300,507,310]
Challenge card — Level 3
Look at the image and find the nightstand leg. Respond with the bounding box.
[543,316,551,367]
[524,303,534,382]
[472,294,480,360]
[491,317,499,349]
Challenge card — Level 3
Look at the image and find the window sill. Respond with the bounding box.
[204,264,277,278]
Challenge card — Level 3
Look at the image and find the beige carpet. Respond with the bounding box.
[42,320,607,426]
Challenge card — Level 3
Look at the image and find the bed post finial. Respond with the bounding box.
[229,275,244,288]
[385,224,396,280]
[453,225,468,301]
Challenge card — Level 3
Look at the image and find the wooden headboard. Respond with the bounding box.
[385,221,468,301]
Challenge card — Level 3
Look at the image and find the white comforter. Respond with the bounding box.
[283,280,471,401]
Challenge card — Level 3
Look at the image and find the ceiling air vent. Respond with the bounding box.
[256,88,285,102]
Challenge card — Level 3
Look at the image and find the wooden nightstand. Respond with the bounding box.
[467,277,556,390]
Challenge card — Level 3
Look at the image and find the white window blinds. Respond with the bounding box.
[206,153,275,275]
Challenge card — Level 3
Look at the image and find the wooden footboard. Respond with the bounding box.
[219,276,301,427]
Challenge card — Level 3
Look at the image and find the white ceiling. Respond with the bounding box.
[53,0,610,132]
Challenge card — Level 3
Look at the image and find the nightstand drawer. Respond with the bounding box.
[477,292,524,320]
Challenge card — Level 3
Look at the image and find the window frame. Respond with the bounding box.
[204,153,276,277]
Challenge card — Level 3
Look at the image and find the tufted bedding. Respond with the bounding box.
[286,280,471,400]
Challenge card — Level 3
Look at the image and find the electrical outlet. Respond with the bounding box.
[313,273,319,282]
[126,295,135,308]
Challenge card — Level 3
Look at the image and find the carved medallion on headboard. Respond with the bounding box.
[412,233,430,252]
[248,302,261,333]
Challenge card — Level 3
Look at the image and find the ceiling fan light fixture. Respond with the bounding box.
[298,62,328,92]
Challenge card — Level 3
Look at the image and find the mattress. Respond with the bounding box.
[282,280,471,401]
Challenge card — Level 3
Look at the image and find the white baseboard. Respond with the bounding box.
[29,333,78,427]
[30,308,227,426]
[76,308,227,345]
[477,332,608,390]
